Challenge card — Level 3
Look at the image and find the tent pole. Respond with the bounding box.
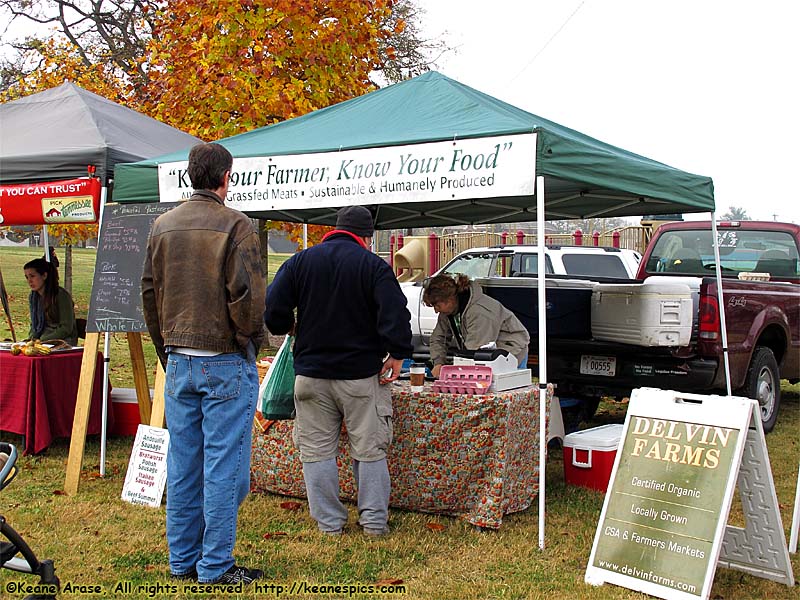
[98,185,110,476]
[42,226,50,259]
[710,214,732,395]
[100,332,110,476]
[303,223,308,250]
[536,175,547,551]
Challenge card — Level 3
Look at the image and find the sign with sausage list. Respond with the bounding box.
[121,425,169,508]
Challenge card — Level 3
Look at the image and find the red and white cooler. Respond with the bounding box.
[563,424,623,492]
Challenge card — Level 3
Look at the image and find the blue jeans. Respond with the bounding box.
[164,352,258,583]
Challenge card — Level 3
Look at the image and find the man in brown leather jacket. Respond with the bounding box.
[141,142,266,585]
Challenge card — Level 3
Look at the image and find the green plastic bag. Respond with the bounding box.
[259,335,296,419]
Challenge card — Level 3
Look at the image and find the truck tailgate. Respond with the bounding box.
[537,338,718,398]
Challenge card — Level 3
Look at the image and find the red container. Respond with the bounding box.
[111,390,144,436]
[563,424,623,492]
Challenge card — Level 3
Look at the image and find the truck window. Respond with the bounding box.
[645,229,800,278]
[510,253,554,276]
[442,253,497,279]
[562,254,630,278]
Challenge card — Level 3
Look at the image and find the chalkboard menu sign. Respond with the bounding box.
[87,202,181,332]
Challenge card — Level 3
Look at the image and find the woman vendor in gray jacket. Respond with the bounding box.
[423,274,530,377]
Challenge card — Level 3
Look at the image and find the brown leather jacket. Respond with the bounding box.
[141,191,266,367]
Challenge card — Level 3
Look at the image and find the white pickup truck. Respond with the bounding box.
[402,244,642,361]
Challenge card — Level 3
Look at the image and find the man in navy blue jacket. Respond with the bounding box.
[264,206,412,537]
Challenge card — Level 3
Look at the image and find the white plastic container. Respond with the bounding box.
[591,280,692,346]
[563,424,623,492]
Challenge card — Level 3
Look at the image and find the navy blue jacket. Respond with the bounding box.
[264,232,412,380]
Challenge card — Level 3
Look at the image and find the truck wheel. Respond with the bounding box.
[740,346,781,433]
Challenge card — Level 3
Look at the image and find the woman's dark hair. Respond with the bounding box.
[422,274,470,306]
[187,142,233,191]
[43,246,59,268]
[24,258,60,319]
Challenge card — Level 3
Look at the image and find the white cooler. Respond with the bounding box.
[591,280,692,346]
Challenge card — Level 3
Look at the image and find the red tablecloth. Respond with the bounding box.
[251,382,550,529]
[0,349,112,455]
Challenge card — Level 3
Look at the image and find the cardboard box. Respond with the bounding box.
[563,424,623,492]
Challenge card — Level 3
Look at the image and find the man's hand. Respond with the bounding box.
[431,364,442,378]
[379,356,404,385]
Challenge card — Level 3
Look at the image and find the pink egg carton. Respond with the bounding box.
[432,365,493,395]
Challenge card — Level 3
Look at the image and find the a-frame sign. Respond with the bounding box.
[64,202,176,494]
[585,388,794,600]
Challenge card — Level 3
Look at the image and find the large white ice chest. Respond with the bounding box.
[591,280,693,346]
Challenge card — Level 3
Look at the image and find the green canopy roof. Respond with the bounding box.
[113,72,714,227]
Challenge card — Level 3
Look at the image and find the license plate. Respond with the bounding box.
[580,355,617,377]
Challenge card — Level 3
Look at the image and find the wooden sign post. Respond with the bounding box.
[65,202,178,495]
[585,387,794,599]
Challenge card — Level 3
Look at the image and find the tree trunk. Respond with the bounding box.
[64,245,73,296]
[258,219,269,282]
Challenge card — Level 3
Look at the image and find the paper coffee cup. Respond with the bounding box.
[409,363,425,392]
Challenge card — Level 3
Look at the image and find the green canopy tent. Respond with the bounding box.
[112,71,719,550]
[113,71,713,224]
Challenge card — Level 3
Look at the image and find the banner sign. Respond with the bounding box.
[0,177,101,225]
[157,133,538,210]
[586,388,752,600]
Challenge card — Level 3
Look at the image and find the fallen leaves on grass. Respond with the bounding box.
[263,532,288,540]
[426,522,445,532]
[280,501,302,511]
[376,578,404,585]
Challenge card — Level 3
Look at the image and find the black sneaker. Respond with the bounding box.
[210,564,264,585]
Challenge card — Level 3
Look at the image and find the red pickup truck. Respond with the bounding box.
[544,220,799,432]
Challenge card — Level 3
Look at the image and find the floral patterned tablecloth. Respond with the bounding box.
[251,382,550,529]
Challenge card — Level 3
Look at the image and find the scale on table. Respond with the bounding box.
[451,347,532,392]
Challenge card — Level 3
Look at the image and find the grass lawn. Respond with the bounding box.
[1,245,799,599]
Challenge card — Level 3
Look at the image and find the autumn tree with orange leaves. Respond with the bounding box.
[1,0,444,248]
[145,0,395,139]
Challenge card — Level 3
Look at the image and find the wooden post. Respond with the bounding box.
[64,332,101,495]
[127,332,152,424]
[149,362,166,428]
[65,332,156,495]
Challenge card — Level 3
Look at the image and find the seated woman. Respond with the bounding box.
[423,274,530,378]
[23,258,78,346]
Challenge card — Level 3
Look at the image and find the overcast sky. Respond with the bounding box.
[3,1,796,223]
[420,0,798,223]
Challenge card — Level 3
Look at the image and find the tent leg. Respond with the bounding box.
[536,175,547,551]
[710,214,732,396]
[42,226,49,257]
[99,332,110,476]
